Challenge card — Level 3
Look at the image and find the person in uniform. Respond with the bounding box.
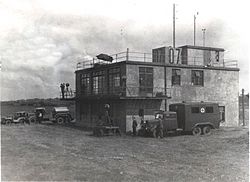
[158,116,164,138]
[60,83,65,99]
[132,116,137,136]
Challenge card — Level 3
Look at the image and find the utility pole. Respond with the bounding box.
[173,3,176,48]
[202,28,206,46]
[242,89,245,126]
[194,12,198,46]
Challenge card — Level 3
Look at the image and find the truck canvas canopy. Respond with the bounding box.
[53,107,69,113]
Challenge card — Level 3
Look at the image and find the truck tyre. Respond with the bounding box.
[29,117,36,124]
[20,119,25,125]
[203,125,212,135]
[6,120,11,125]
[192,126,202,136]
[56,117,64,124]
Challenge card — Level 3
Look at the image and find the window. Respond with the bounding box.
[205,107,213,113]
[215,51,220,62]
[139,67,153,94]
[191,70,204,86]
[172,69,181,85]
[93,70,105,94]
[191,107,199,113]
[81,73,90,95]
[109,67,121,94]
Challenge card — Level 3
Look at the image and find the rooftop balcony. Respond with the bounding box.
[59,90,76,100]
[76,48,238,70]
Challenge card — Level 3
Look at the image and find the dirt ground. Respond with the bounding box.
[1,124,249,182]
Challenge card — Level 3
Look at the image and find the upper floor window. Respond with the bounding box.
[139,67,153,94]
[215,51,220,62]
[81,73,90,95]
[172,69,181,85]
[93,70,105,94]
[191,70,204,86]
[109,67,121,94]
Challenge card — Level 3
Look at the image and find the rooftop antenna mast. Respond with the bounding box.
[202,28,206,46]
[173,3,176,48]
[194,12,199,46]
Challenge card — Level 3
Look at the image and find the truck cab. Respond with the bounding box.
[138,110,178,137]
[155,110,178,131]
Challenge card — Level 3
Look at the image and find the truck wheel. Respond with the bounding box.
[192,127,202,136]
[20,119,25,125]
[203,126,212,135]
[56,117,64,124]
[29,117,36,124]
[6,120,11,125]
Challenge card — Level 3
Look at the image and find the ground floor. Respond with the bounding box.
[75,98,239,132]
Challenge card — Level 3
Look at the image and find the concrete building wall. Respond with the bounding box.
[166,67,239,126]
[126,63,239,127]
[186,48,224,66]
[126,64,165,96]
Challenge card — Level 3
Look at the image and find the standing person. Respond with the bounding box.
[66,83,70,98]
[132,116,137,136]
[60,83,65,99]
[158,116,164,138]
[70,88,73,97]
[38,112,43,124]
[104,104,112,125]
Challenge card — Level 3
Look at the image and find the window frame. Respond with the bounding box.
[191,70,204,86]
[139,67,153,94]
[108,67,121,94]
[92,70,105,95]
[172,69,181,86]
[80,73,90,95]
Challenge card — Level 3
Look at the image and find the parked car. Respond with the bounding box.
[1,111,30,125]
[1,115,13,125]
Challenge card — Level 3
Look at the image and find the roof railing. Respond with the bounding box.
[76,49,238,70]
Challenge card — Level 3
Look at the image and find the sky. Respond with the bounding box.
[0,0,249,101]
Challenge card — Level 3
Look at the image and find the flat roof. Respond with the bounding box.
[75,60,239,73]
[178,45,225,52]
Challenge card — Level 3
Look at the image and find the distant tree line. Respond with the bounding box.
[1,98,75,107]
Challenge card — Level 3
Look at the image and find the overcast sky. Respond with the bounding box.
[0,0,249,101]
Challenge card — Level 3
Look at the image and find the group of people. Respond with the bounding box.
[132,115,163,138]
[60,83,73,99]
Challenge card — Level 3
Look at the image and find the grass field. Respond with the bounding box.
[1,123,249,181]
